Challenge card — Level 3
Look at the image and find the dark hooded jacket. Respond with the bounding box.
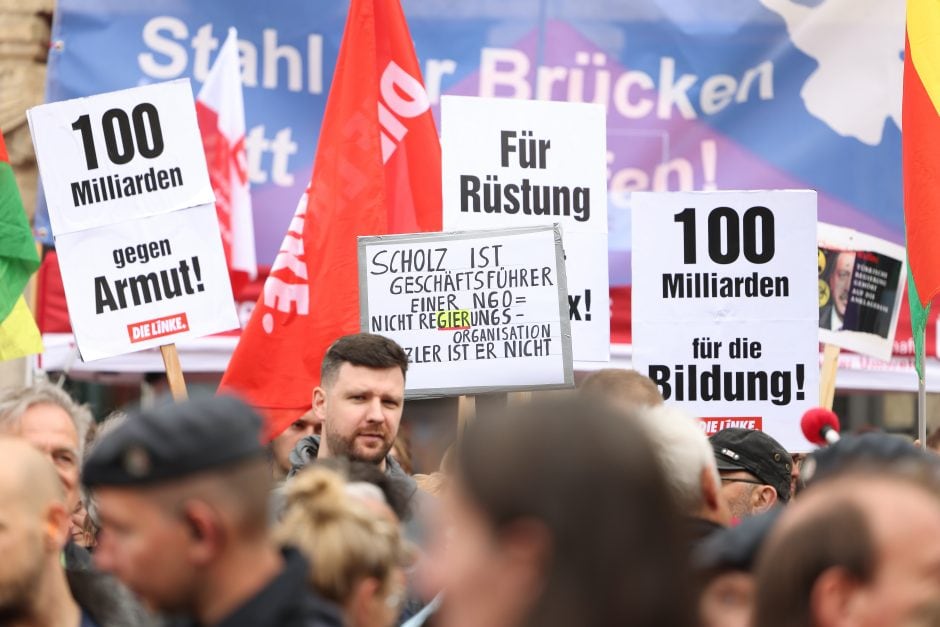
[65,542,158,627]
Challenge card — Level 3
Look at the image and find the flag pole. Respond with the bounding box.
[918,323,928,450]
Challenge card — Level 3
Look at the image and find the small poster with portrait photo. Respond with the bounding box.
[817,223,906,361]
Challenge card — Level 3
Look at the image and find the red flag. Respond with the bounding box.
[219,0,442,439]
[196,27,257,293]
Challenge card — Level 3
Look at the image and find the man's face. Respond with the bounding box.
[699,571,754,627]
[93,487,196,613]
[270,411,322,475]
[718,471,763,520]
[437,484,531,627]
[315,363,405,466]
[850,485,940,627]
[18,403,81,513]
[0,484,46,617]
[829,253,855,318]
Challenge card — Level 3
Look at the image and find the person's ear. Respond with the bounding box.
[181,500,224,565]
[312,387,328,423]
[498,518,552,604]
[346,576,382,627]
[810,567,863,627]
[701,467,732,524]
[44,502,71,552]
[752,485,778,513]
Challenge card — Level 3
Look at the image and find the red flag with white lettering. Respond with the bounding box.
[196,27,257,291]
[219,0,442,439]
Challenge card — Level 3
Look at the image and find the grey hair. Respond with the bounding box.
[0,382,94,460]
[637,404,721,514]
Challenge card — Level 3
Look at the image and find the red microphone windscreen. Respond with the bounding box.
[801,408,841,445]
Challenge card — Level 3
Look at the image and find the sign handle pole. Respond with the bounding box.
[508,391,532,405]
[918,322,928,450]
[159,343,189,401]
[457,395,475,437]
[819,343,841,411]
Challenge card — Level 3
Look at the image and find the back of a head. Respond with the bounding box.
[580,368,664,410]
[754,466,940,627]
[637,404,718,515]
[0,437,66,514]
[275,466,405,606]
[457,397,692,627]
[313,457,411,521]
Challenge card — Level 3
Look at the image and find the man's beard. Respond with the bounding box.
[325,424,393,465]
[0,536,45,622]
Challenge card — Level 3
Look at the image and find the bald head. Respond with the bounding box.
[0,438,65,515]
[755,470,940,627]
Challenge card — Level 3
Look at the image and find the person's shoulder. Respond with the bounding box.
[280,590,344,627]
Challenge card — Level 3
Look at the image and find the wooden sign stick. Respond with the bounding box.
[160,343,189,401]
[819,343,841,411]
[457,394,475,437]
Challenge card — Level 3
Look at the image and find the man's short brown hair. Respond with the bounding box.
[321,333,409,387]
[580,368,664,409]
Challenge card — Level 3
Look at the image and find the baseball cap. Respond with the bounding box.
[711,428,792,502]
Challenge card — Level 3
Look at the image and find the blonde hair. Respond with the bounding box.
[275,466,406,605]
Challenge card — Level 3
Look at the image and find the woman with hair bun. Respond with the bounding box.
[276,466,410,627]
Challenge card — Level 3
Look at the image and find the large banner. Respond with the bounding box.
[38,0,909,356]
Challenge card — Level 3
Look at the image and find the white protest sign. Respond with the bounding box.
[817,223,906,362]
[359,225,574,396]
[54,204,239,361]
[441,95,609,361]
[28,79,214,235]
[631,191,819,451]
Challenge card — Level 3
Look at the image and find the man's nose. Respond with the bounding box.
[365,397,384,422]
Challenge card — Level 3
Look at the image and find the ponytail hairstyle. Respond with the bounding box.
[275,466,408,605]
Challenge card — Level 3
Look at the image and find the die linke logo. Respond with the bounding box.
[379,61,430,164]
[700,417,764,435]
[127,312,190,343]
[258,61,431,335]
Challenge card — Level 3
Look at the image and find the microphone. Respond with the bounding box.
[801,408,841,446]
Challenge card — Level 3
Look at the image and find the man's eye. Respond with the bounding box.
[54,451,76,466]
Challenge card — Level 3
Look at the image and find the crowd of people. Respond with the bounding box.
[2,332,940,627]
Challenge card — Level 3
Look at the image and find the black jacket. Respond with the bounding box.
[287,434,418,502]
[170,548,342,627]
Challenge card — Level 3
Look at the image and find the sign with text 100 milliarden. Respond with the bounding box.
[631,190,819,451]
[28,79,238,360]
[359,226,574,397]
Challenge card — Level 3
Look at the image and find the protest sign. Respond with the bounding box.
[54,204,239,361]
[817,223,905,362]
[27,79,214,235]
[631,190,818,451]
[359,225,573,397]
[440,95,609,362]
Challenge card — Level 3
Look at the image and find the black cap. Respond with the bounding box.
[83,396,264,487]
[801,433,936,487]
[711,428,792,502]
[693,507,783,575]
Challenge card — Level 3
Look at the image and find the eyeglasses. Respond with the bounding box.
[720,477,765,486]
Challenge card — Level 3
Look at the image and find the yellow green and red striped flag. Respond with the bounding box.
[903,0,940,378]
[0,129,42,361]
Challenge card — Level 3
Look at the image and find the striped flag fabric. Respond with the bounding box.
[903,0,940,377]
[0,129,42,361]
